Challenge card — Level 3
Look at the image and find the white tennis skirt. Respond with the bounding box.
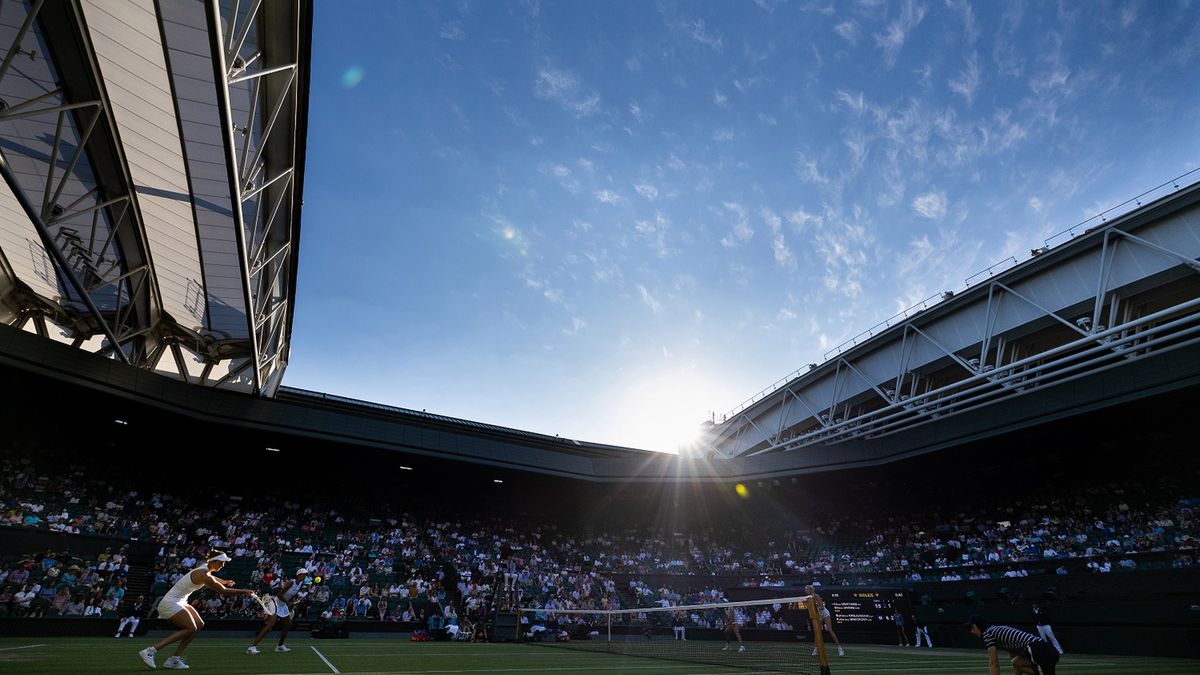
[156,597,189,620]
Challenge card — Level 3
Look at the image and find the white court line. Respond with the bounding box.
[277,662,782,667]
[830,662,1118,667]
[311,645,341,673]
[0,644,45,652]
[270,667,780,675]
[297,648,564,653]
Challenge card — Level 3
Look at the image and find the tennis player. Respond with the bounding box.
[805,585,845,657]
[721,607,746,652]
[139,552,253,670]
[247,567,309,654]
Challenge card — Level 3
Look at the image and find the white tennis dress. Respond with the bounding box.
[157,567,207,619]
[275,581,302,618]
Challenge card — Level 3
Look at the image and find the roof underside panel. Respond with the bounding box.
[158,0,249,340]
[0,179,60,301]
[80,0,207,331]
[0,2,122,312]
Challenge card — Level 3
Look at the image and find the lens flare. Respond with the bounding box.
[341,66,365,89]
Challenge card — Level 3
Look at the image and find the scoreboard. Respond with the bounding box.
[725,585,911,634]
[824,589,908,630]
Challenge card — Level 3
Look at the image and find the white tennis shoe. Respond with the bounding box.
[138,647,157,669]
[275,645,291,652]
[247,646,260,654]
[163,656,190,670]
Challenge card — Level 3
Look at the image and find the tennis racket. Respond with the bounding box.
[252,593,278,616]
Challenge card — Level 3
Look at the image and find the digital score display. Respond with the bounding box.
[823,589,908,630]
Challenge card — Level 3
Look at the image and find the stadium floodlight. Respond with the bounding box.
[113,419,128,425]
[265,447,281,453]
[493,479,504,484]
[1076,316,1093,331]
[399,465,413,471]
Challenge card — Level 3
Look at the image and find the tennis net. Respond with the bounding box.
[517,594,832,674]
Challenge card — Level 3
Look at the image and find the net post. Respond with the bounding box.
[807,596,832,675]
[515,607,522,643]
[606,610,612,643]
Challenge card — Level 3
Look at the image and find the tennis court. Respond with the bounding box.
[3,638,1199,674]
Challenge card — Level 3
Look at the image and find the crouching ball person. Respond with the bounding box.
[139,552,253,670]
[248,568,309,654]
[966,614,1059,675]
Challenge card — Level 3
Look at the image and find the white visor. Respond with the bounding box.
[208,553,232,562]
[296,568,309,575]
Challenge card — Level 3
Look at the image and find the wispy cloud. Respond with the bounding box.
[681,17,724,51]
[534,67,601,117]
[719,202,754,248]
[777,307,797,320]
[875,0,928,67]
[761,207,782,233]
[835,89,866,115]
[945,0,979,45]
[762,207,794,268]
[772,235,795,268]
[633,211,676,258]
[634,183,658,201]
[438,21,465,41]
[712,129,736,142]
[912,192,948,219]
[834,20,858,46]
[520,268,566,307]
[594,189,624,205]
[540,162,579,193]
[561,317,586,336]
[948,52,981,105]
[786,209,821,231]
[794,152,829,185]
[813,206,874,299]
[637,284,662,313]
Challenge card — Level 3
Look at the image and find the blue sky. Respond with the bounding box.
[287,0,1200,452]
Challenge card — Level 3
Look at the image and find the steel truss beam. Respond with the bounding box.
[206,0,300,396]
[724,224,1200,457]
[0,0,165,364]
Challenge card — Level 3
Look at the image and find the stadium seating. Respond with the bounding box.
[1,450,1195,643]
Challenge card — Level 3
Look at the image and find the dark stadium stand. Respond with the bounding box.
[2,396,1197,656]
[0,354,1196,657]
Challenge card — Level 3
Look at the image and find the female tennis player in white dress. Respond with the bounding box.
[805,584,845,657]
[138,551,253,670]
[247,567,309,654]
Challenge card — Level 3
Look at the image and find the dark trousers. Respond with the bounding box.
[1027,639,1060,675]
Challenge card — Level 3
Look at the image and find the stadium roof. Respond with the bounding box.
[275,385,652,460]
[0,0,311,395]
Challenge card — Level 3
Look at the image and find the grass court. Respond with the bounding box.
[2,637,1199,674]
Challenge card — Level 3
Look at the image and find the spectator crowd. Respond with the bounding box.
[1,453,1197,634]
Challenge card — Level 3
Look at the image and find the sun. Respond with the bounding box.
[612,369,724,453]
